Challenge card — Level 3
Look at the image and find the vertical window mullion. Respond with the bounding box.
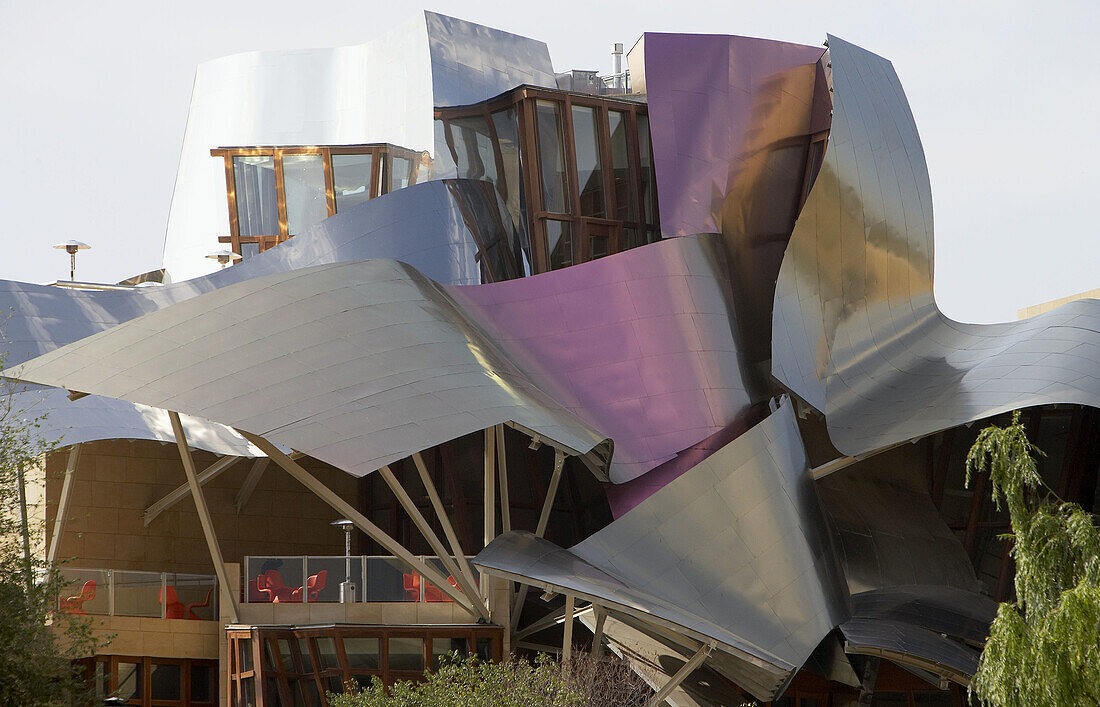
[273,150,288,240]
[626,110,648,236]
[323,149,337,217]
[222,155,242,257]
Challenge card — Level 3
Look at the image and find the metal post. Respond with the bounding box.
[15,460,33,590]
[482,426,496,598]
[236,429,473,610]
[108,570,115,617]
[496,424,510,533]
[562,594,575,662]
[511,450,566,632]
[646,641,716,707]
[161,573,167,619]
[302,557,308,603]
[48,444,81,564]
[591,606,607,657]
[169,411,240,622]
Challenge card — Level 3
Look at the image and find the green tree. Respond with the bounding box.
[966,411,1100,706]
[0,348,101,704]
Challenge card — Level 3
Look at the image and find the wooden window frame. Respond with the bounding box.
[213,144,428,260]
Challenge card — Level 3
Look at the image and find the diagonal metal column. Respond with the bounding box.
[46,443,81,564]
[144,455,241,526]
[511,449,566,632]
[169,412,239,623]
[237,429,474,611]
[411,452,479,589]
[646,641,716,707]
[377,464,489,621]
[234,457,269,514]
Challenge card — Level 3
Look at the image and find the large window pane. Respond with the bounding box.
[234,156,279,237]
[449,116,498,184]
[608,110,635,221]
[390,156,413,192]
[388,637,425,671]
[150,663,181,701]
[332,153,374,213]
[571,105,605,218]
[191,664,214,703]
[315,637,339,670]
[117,662,142,702]
[283,154,327,236]
[546,220,573,270]
[536,101,569,214]
[113,570,161,617]
[636,114,657,224]
[433,637,468,668]
[343,637,380,670]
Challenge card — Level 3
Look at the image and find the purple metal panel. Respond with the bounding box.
[447,233,756,484]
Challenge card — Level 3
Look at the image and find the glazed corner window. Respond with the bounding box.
[213,144,431,261]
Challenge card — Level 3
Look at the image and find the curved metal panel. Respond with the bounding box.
[772,35,1100,456]
[4,259,612,479]
[163,12,555,281]
[475,398,848,701]
[839,618,980,683]
[850,586,996,646]
[0,180,516,368]
[450,234,756,484]
[14,387,265,457]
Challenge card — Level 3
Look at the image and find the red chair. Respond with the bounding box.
[425,576,455,603]
[159,586,186,619]
[403,573,421,602]
[60,580,96,614]
[257,570,297,603]
[186,587,214,620]
[306,570,327,602]
[246,578,264,602]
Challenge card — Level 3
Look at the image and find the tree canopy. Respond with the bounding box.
[966,411,1100,706]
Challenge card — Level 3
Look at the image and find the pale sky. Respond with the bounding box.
[1,0,1096,323]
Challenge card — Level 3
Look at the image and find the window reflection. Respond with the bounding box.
[450,116,497,183]
[636,114,657,225]
[608,110,635,222]
[390,156,412,192]
[332,153,374,213]
[536,101,569,214]
[233,156,278,237]
[571,105,605,218]
[547,220,573,270]
[282,154,327,236]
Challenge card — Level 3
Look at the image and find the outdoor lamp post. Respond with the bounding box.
[331,518,356,603]
[205,249,242,269]
[52,240,90,281]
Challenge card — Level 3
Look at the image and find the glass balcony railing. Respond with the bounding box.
[58,568,218,620]
[242,556,477,604]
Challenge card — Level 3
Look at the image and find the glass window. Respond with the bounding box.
[234,156,279,237]
[296,638,313,672]
[238,638,253,672]
[343,637,380,670]
[608,110,635,222]
[117,662,142,702]
[432,637,469,668]
[94,661,107,699]
[388,637,425,671]
[636,114,657,224]
[450,116,498,184]
[282,154,327,236]
[265,678,283,707]
[390,156,412,192]
[332,153,374,213]
[872,692,911,707]
[242,676,256,707]
[536,101,569,214]
[546,220,573,270]
[191,664,214,703]
[315,636,340,670]
[475,638,493,662]
[571,105,605,218]
[325,676,344,695]
[150,663,181,701]
[277,638,294,672]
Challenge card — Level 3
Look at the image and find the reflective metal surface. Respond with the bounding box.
[4,259,611,479]
[839,618,980,684]
[772,36,1100,457]
[163,12,556,282]
[475,399,848,701]
[4,230,756,484]
[13,387,265,457]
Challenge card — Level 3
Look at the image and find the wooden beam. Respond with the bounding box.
[646,641,715,707]
[377,464,489,621]
[411,453,479,596]
[144,455,241,526]
[169,411,239,623]
[496,424,511,533]
[234,458,269,514]
[562,594,575,662]
[235,428,474,611]
[511,449,566,632]
[46,444,81,564]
